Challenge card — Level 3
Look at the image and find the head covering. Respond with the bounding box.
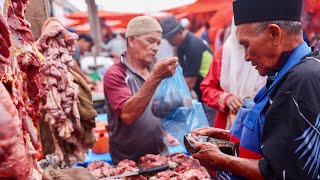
[180,18,190,28]
[233,0,303,25]
[125,16,162,38]
[220,18,266,100]
[159,16,183,39]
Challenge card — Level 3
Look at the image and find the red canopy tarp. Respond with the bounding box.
[165,0,233,14]
[66,10,143,21]
[66,10,143,30]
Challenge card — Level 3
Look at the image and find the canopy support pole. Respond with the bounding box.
[86,0,102,63]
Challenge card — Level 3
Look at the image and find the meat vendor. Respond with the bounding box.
[103,16,179,164]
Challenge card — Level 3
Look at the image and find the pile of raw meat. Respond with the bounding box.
[36,17,96,167]
[0,0,46,179]
[87,153,210,180]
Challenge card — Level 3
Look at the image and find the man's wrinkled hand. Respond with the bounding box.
[191,126,230,140]
[192,141,225,171]
[151,57,179,81]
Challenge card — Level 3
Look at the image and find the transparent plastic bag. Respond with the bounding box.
[162,100,209,145]
[151,66,192,118]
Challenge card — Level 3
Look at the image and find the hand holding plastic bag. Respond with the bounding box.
[151,66,192,118]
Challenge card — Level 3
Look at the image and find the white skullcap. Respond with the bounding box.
[125,16,162,38]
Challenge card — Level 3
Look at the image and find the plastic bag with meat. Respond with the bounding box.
[151,66,192,118]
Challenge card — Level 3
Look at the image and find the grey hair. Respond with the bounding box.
[251,20,302,35]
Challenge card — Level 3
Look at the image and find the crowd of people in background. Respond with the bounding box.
[72,8,319,129]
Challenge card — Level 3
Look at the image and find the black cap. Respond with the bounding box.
[233,0,303,26]
[78,33,94,46]
[159,16,183,39]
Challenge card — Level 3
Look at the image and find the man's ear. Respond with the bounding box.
[267,24,282,47]
[127,36,135,48]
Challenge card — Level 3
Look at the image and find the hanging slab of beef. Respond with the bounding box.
[0,81,30,179]
[0,0,46,179]
[36,17,96,167]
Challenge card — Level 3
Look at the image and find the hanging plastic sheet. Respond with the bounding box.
[162,100,209,145]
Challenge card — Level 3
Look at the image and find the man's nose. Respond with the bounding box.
[152,43,159,51]
[244,51,251,62]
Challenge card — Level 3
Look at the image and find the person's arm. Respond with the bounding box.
[200,47,232,112]
[218,153,263,180]
[185,77,198,90]
[120,57,178,125]
[193,142,263,180]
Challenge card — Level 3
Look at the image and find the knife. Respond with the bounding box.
[101,164,169,179]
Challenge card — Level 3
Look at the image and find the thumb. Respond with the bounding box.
[193,141,202,149]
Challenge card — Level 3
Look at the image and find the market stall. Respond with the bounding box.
[0,0,97,178]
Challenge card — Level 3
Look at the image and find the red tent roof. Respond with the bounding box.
[166,0,232,14]
[66,10,143,21]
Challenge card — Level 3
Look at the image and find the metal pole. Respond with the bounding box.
[85,0,102,64]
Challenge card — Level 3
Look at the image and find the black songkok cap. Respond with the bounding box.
[233,0,303,26]
[159,16,183,39]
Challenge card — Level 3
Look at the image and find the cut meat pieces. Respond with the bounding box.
[139,154,168,169]
[117,159,139,170]
[87,154,210,179]
[170,153,210,179]
[156,171,182,180]
[87,160,112,171]
[182,169,210,180]
[169,153,189,164]
[87,160,113,179]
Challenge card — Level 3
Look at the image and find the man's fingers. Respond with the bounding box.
[192,126,210,133]
[192,151,201,160]
[235,97,244,107]
[191,127,210,138]
[229,101,237,112]
[192,128,212,137]
[164,56,178,65]
[193,141,202,148]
